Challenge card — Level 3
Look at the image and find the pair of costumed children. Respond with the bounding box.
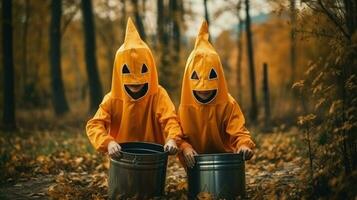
[86,18,255,169]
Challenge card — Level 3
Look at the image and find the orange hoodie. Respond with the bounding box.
[179,21,255,154]
[86,18,183,152]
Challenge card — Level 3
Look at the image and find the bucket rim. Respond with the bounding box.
[194,152,240,157]
[110,142,168,160]
[193,152,244,160]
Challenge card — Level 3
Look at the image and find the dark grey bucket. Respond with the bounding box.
[187,153,246,199]
[108,142,168,199]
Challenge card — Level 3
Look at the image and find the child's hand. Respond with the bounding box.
[183,147,197,168]
[108,141,121,157]
[236,145,254,160]
[164,139,179,155]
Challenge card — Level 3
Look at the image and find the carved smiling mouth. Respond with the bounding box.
[124,83,148,100]
[193,89,217,104]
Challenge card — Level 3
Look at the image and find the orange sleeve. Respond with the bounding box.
[155,88,186,144]
[86,93,115,152]
[225,100,256,151]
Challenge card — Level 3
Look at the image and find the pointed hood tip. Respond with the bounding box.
[194,20,210,49]
[198,20,209,39]
[124,17,142,43]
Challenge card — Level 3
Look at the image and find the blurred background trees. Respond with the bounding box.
[0,0,354,122]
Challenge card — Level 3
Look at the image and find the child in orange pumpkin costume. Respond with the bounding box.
[86,18,182,156]
[179,21,256,167]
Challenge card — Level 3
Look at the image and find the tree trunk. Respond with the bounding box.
[170,0,181,57]
[120,0,126,43]
[262,63,271,130]
[157,0,172,91]
[245,0,258,122]
[236,0,243,105]
[203,0,211,41]
[81,0,103,111]
[2,0,16,129]
[97,1,116,86]
[131,0,146,40]
[141,0,146,21]
[21,0,30,103]
[157,0,169,46]
[49,0,69,116]
[203,0,209,24]
[290,0,297,86]
[338,0,356,172]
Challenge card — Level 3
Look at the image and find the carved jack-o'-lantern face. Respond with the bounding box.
[190,65,219,104]
[121,62,149,100]
[180,21,229,105]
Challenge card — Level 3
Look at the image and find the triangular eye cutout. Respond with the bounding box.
[209,68,217,79]
[122,64,130,74]
[191,71,199,80]
[141,64,148,73]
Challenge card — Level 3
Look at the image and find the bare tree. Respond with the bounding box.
[203,0,211,41]
[157,0,172,91]
[157,0,169,46]
[131,0,146,40]
[236,0,244,105]
[49,0,69,116]
[120,0,127,43]
[170,0,181,60]
[245,0,258,122]
[81,0,103,111]
[2,0,16,129]
[21,0,30,102]
[96,1,117,85]
[262,63,271,130]
[290,0,297,85]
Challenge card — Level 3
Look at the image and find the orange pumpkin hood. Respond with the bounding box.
[180,21,229,105]
[111,18,158,100]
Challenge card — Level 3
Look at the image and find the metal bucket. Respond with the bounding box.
[187,153,246,199]
[108,142,168,199]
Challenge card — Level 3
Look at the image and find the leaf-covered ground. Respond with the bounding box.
[0,123,308,199]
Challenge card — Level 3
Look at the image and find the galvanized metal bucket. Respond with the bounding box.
[108,142,168,199]
[187,153,246,199]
